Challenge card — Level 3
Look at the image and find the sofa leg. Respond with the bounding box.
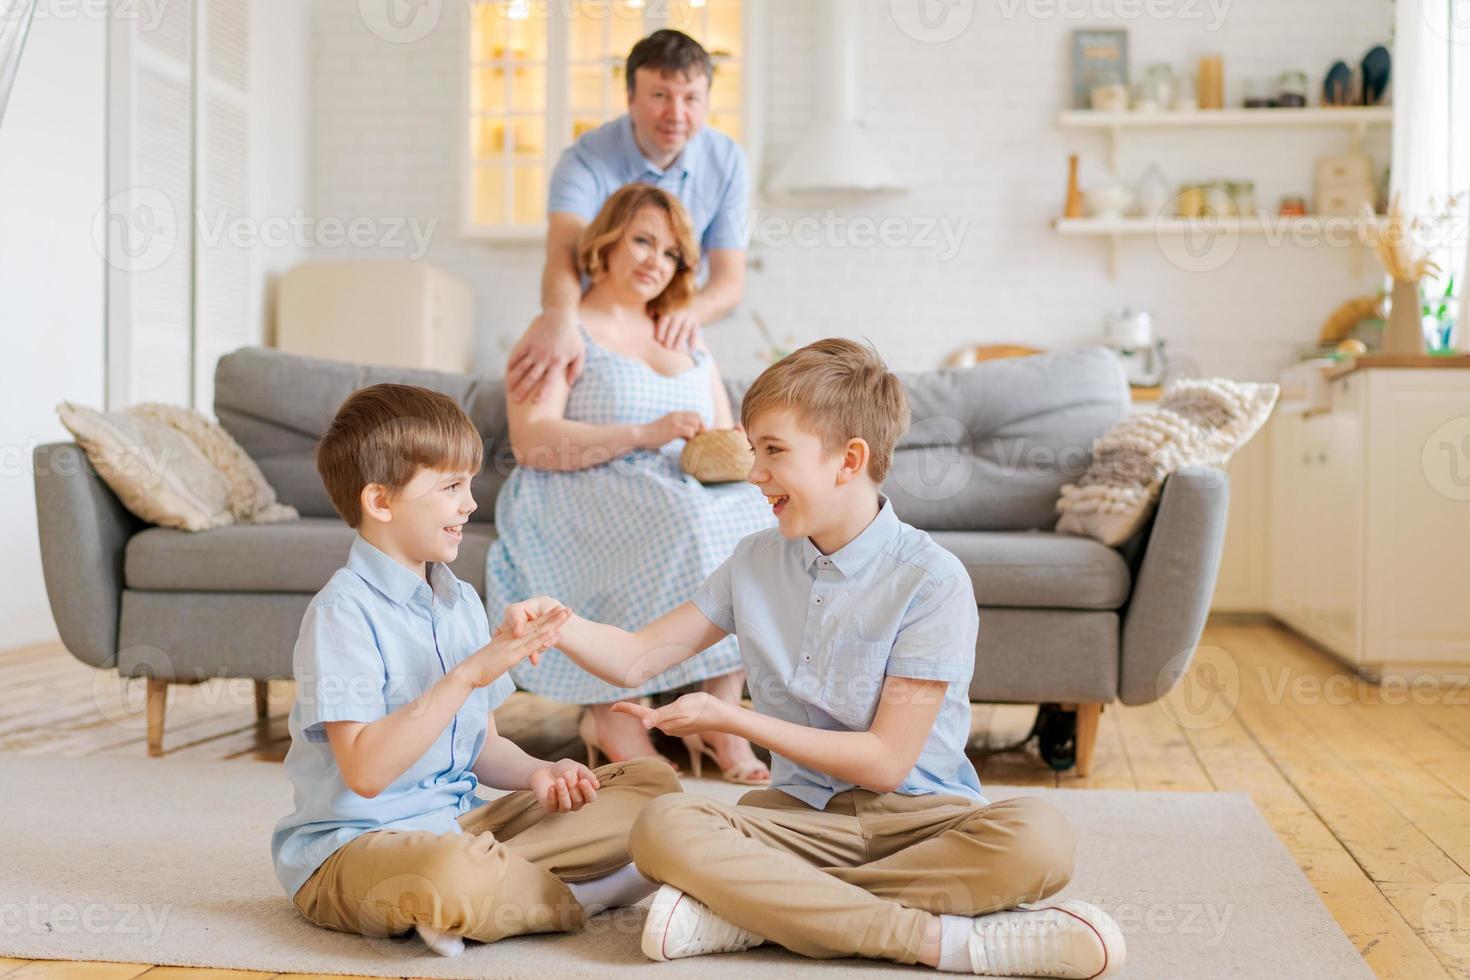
[1075,703,1103,777]
[146,679,168,757]
[254,679,270,720]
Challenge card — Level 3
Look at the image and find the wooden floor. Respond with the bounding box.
[1,616,1468,979]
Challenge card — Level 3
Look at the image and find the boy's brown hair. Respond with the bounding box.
[316,383,484,528]
[740,338,910,483]
[578,183,699,318]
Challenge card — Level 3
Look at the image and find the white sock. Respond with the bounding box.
[936,914,973,973]
[416,923,465,957]
[565,862,658,916]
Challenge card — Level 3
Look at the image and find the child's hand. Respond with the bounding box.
[460,606,570,688]
[529,758,600,814]
[613,692,730,737]
[499,596,566,643]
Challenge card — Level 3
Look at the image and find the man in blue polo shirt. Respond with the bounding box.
[506,29,750,403]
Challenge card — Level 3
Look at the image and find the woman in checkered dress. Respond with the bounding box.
[485,185,773,782]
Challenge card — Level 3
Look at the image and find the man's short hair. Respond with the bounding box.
[316,384,484,528]
[626,29,713,96]
[740,339,911,484]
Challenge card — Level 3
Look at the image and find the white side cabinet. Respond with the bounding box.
[1267,367,1470,677]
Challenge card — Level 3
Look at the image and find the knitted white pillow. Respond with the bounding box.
[1056,378,1279,546]
[57,402,299,532]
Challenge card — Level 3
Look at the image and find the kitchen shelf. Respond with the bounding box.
[1058,106,1393,171]
[1053,214,1384,278]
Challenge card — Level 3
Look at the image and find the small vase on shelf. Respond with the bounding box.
[1383,278,1425,355]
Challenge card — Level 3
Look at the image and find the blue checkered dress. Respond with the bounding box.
[486,327,775,704]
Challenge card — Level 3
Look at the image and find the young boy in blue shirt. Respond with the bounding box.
[271,383,680,957]
[501,340,1126,976]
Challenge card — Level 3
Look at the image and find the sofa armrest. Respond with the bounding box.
[1117,465,1230,705]
[33,442,144,669]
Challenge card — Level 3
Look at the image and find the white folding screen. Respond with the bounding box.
[194,0,253,414]
[105,0,253,413]
[105,0,194,409]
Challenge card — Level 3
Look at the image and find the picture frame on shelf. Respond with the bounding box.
[1071,29,1128,110]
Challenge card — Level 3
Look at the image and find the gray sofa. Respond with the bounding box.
[34,345,1228,770]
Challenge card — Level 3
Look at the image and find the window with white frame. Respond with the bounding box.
[463,0,758,240]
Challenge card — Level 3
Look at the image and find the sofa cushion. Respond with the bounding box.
[929,530,1130,610]
[124,517,497,596]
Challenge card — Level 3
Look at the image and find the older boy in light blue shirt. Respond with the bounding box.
[503,340,1126,977]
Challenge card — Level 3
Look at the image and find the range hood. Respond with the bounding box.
[767,0,904,196]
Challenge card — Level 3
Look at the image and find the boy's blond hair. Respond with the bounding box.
[316,384,484,528]
[740,338,910,483]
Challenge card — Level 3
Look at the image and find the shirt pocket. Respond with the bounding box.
[818,640,891,730]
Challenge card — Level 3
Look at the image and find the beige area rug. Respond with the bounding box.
[0,754,1368,978]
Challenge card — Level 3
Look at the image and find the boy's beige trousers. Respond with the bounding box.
[630,786,1075,963]
[293,758,680,942]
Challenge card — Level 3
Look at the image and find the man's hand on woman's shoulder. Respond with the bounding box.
[507,308,585,403]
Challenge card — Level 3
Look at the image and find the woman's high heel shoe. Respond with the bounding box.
[579,709,680,772]
[680,733,772,785]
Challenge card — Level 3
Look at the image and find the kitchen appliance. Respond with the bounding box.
[1104,309,1169,386]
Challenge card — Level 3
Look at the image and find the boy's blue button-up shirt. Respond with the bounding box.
[547,115,750,253]
[692,496,985,810]
[270,535,515,898]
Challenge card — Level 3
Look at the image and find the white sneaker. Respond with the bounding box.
[641,884,766,961]
[416,923,465,957]
[968,900,1125,978]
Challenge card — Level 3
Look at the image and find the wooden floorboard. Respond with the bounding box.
[3,619,1468,979]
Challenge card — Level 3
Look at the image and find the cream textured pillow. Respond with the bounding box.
[127,402,298,524]
[58,402,234,532]
[1056,378,1280,547]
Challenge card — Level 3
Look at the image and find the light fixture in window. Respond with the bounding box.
[689,0,706,6]
[625,0,645,8]
[504,0,530,20]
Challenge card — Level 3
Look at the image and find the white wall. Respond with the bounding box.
[0,11,108,650]
[0,0,312,654]
[309,0,1393,383]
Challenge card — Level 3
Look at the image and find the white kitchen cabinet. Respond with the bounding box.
[1267,366,1470,677]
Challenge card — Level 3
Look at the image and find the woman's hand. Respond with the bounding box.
[528,758,601,813]
[612,691,733,737]
[637,411,705,449]
[499,596,566,641]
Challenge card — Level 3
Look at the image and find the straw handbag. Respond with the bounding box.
[680,429,754,484]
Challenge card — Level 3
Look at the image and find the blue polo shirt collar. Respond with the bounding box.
[617,114,692,181]
[802,495,901,577]
[347,534,461,607]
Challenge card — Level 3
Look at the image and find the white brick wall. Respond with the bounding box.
[311,0,1393,382]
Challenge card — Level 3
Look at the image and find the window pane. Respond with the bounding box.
[473,3,547,61]
[513,165,546,225]
[470,118,506,159]
[610,1,644,59]
[570,65,605,111]
[509,63,546,111]
[572,115,604,140]
[474,165,508,225]
[662,0,701,32]
[511,117,545,159]
[706,0,740,59]
[708,111,740,143]
[568,3,607,62]
[710,61,739,110]
[471,66,507,114]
